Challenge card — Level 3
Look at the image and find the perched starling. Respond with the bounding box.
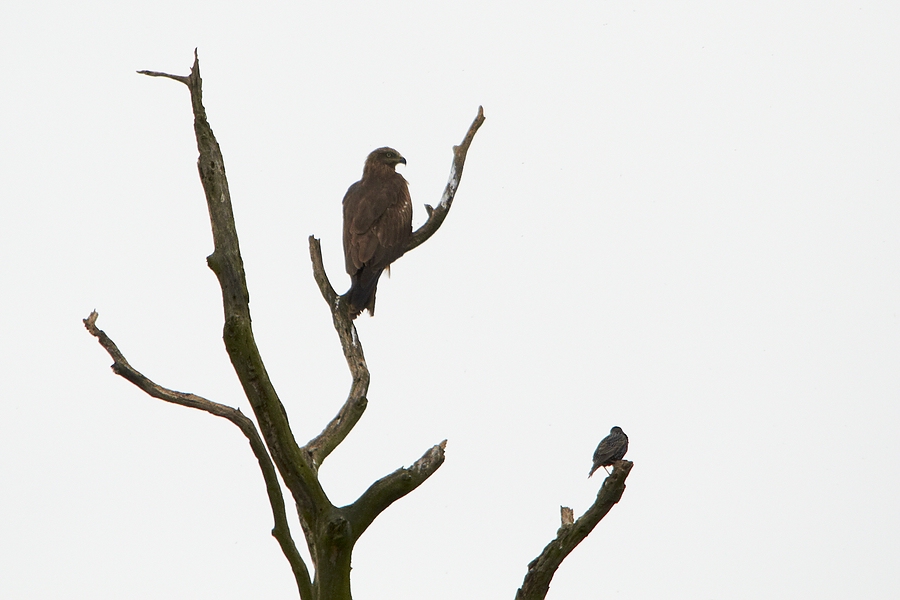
[588,426,628,478]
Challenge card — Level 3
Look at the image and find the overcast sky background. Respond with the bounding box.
[1,1,899,599]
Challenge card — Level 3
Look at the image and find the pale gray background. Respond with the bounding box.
[1,1,898,598]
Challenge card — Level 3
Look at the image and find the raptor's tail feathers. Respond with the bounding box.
[345,268,384,319]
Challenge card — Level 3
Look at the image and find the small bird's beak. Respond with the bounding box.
[398,156,407,165]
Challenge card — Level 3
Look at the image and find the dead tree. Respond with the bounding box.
[85,52,631,600]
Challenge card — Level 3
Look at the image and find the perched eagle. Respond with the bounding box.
[588,426,629,478]
[342,147,413,318]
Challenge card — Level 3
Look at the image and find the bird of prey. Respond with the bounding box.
[588,426,628,478]
[342,147,413,318]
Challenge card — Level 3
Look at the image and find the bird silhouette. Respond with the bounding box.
[588,426,628,478]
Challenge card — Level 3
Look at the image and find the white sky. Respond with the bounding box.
[1,1,899,599]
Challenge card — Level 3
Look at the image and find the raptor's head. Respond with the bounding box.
[366,147,406,171]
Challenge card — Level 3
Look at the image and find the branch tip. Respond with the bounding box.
[404,107,484,253]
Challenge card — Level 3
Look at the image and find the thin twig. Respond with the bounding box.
[137,69,190,85]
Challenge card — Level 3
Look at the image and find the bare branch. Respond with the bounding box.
[406,106,485,253]
[148,52,331,528]
[304,237,370,468]
[307,235,338,305]
[515,460,634,600]
[83,311,313,600]
[137,69,190,85]
[344,440,447,539]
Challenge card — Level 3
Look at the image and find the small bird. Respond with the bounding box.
[342,147,413,318]
[588,426,628,478]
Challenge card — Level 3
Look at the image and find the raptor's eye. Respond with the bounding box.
[385,152,394,158]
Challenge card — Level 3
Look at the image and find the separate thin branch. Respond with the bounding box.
[515,460,634,600]
[304,237,369,468]
[344,440,447,540]
[406,106,485,253]
[83,311,313,600]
